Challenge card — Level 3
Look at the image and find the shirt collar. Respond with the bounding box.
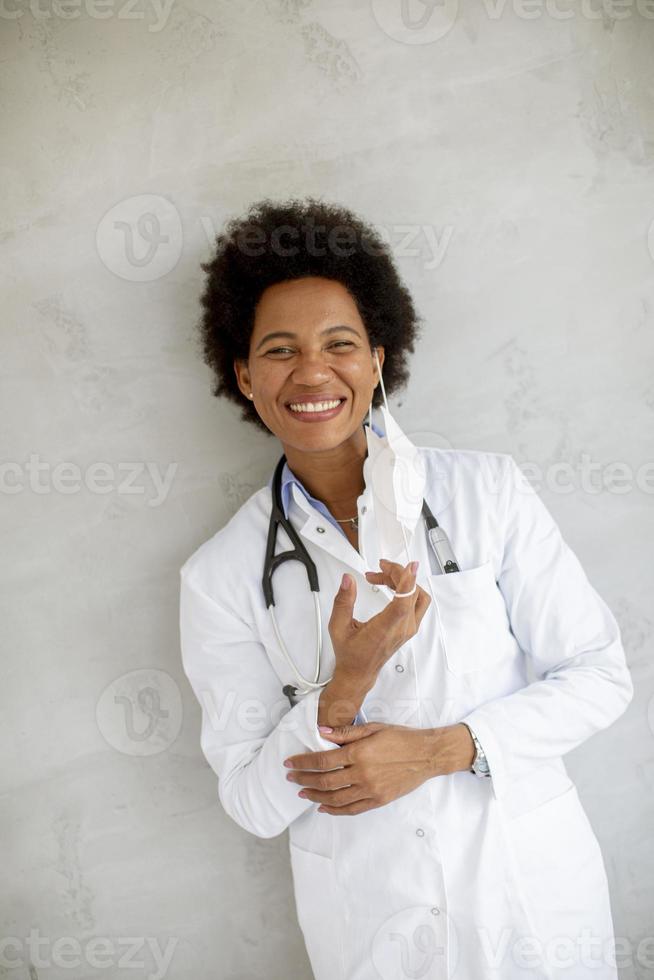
[267,419,385,519]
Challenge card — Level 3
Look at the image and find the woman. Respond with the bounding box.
[179,197,633,980]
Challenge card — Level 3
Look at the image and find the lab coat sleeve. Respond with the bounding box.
[179,570,341,839]
[459,454,633,802]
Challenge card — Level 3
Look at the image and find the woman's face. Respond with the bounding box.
[234,276,384,453]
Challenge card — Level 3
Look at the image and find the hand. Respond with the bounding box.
[283,721,476,816]
[328,559,432,689]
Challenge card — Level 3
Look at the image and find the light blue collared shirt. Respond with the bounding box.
[266,420,384,725]
[265,419,385,535]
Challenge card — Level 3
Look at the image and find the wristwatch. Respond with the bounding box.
[464,724,491,778]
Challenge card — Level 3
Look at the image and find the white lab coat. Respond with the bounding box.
[179,446,633,980]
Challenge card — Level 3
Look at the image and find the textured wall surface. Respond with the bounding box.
[1,2,653,978]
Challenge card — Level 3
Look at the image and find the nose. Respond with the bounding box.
[290,350,335,386]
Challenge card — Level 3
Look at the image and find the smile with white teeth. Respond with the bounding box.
[288,399,343,413]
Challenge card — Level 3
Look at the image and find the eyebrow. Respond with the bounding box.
[255,325,361,352]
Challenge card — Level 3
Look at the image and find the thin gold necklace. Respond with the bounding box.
[333,515,359,529]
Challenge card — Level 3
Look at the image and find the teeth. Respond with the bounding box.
[289,399,342,413]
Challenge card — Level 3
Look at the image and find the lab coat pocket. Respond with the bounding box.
[504,783,612,942]
[289,842,344,980]
[427,560,513,675]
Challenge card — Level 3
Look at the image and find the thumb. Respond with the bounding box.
[329,573,357,629]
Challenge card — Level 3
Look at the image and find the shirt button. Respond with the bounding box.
[371,585,379,592]
[431,907,440,916]
[360,505,367,514]
[416,828,425,837]
[316,527,325,533]
[395,664,405,673]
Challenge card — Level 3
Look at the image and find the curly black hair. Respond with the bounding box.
[196,196,424,435]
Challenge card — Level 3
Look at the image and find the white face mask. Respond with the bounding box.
[362,348,426,564]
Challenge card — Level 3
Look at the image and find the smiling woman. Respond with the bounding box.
[180,196,633,980]
[196,196,423,435]
[195,197,425,520]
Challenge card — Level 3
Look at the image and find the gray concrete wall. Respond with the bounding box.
[1,2,653,978]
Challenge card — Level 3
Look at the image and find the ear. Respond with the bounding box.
[372,346,385,383]
[233,358,251,400]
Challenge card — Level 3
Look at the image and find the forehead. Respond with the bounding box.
[252,277,365,333]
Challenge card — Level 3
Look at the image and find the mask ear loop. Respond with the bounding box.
[373,347,390,414]
[371,347,416,579]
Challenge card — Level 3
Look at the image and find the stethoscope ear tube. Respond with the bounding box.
[264,455,320,609]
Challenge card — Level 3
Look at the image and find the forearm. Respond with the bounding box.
[318,667,376,729]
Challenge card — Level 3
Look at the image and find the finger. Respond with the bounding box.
[390,561,420,605]
[317,798,380,815]
[290,768,354,789]
[319,722,385,743]
[374,559,418,598]
[300,785,365,806]
[283,747,349,771]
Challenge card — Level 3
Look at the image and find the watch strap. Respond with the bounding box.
[465,724,491,777]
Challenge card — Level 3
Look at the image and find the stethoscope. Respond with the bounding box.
[263,444,461,708]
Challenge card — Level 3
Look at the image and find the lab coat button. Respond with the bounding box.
[416,828,425,837]
[430,907,440,916]
[395,664,405,673]
[371,585,379,592]
[316,526,325,533]
[361,505,367,514]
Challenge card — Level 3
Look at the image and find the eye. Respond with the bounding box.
[266,341,354,355]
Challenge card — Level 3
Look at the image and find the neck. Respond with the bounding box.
[282,426,368,517]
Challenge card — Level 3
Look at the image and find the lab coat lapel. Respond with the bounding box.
[290,483,369,575]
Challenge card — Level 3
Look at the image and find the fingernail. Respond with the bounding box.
[340,573,351,590]
[410,561,419,574]
[283,759,292,767]
[298,790,307,798]
[318,725,333,733]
